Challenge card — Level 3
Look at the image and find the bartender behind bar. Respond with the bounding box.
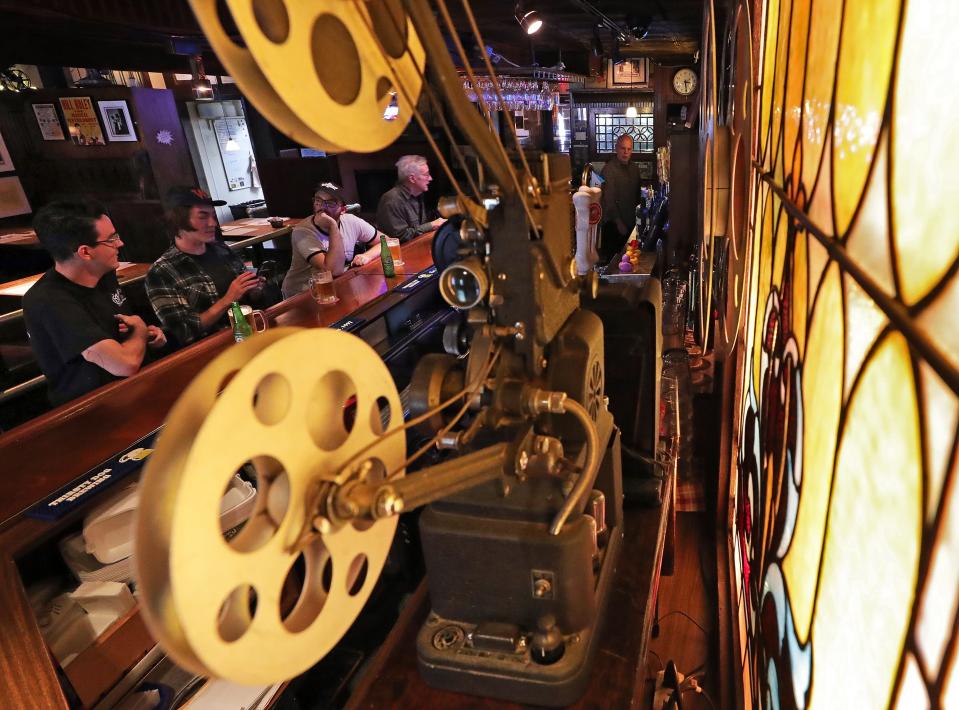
[599,134,641,263]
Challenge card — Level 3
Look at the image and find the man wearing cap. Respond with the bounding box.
[281,182,386,298]
[146,187,263,347]
[375,155,446,243]
[23,199,167,406]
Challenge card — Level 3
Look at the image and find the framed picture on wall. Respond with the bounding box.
[0,129,13,173]
[0,176,31,218]
[59,96,105,146]
[609,59,649,87]
[97,100,137,142]
[32,103,66,141]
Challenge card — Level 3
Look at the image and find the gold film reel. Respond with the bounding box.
[135,328,405,683]
[189,0,426,152]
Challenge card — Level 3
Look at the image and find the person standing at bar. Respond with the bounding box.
[23,200,166,406]
[146,187,262,347]
[599,134,641,262]
[282,182,385,298]
[375,155,446,243]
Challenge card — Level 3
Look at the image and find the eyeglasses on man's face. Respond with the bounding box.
[314,197,341,210]
[93,234,122,248]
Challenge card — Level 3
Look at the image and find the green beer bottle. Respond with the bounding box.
[231,301,253,342]
[379,234,395,278]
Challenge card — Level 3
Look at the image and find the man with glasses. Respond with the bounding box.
[375,155,446,243]
[23,199,166,406]
[281,182,385,298]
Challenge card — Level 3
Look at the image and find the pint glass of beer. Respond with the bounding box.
[386,236,404,265]
[309,269,339,304]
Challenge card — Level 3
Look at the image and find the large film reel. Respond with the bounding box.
[189,0,425,152]
[135,328,405,684]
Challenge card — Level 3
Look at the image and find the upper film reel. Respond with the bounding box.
[135,328,405,684]
[189,0,426,152]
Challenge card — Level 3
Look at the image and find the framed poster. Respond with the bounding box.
[58,96,105,146]
[609,59,649,87]
[0,176,31,218]
[97,100,137,142]
[32,104,66,141]
[0,129,13,173]
[213,117,253,191]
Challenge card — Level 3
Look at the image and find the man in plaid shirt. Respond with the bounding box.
[146,187,262,347]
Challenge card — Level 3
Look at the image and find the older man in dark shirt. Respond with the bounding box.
[375,155,446,242]
[599,134,641,262]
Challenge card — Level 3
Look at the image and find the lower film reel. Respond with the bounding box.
[135,328,405,684]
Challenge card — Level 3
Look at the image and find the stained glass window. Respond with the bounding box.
[594,112,654,153]
[701,0,959,707]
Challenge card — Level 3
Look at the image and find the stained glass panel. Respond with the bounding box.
[892,0,959,307]
[715,0,959,706]
[831,0,900,236]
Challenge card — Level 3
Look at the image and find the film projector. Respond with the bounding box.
[135,1,659,705]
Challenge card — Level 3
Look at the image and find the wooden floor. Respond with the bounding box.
[639,512,719,710]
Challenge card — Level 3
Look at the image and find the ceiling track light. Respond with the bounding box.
[515,4,543,35]
[568,0,630,43]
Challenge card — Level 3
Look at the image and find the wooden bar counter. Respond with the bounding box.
[0,233,435,708]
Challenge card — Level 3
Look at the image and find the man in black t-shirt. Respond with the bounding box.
[23,200,167,406]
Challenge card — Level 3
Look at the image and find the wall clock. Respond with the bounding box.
[673,67,698,96]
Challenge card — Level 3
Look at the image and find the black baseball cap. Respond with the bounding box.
[165,186,227,208]
[313,181,347,202]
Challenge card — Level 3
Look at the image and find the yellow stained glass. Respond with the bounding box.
[916,456,958,672]
[760,0,781,170]
[783,263,843,643]
[892,0,959,306]
[793,230,808,355]
[917,263,959,374]
[805,133,835,237]
[769,0,792,176]
[842,274,888,402]
[810,332,921,709]
[832,0,900,236]
[893,654,928,710]
[772,200,788,290]
[845,131,896,294]
[806,236,829,318]
[752,189,776,395]
[800,0,842,194]
[918,361,958,523]
[783,0,810,193]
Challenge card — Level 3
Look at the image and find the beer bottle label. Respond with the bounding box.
[379,234,395,278]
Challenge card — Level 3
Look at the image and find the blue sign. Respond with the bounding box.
[26,427,163,522]
[397,265,438,293]
[332,316,366,332]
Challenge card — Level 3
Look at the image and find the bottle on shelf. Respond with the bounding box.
[231,301,253,342]
[379,234,396,278]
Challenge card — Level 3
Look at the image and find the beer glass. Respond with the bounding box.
[309,269,339,304]
[386,236,404,265]
[227,304,268,333]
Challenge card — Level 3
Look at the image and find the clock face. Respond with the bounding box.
[673,68,698,96]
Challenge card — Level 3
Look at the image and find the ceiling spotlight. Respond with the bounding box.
[515,5,543,35]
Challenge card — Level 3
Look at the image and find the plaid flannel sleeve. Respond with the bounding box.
[145,261,204,346]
